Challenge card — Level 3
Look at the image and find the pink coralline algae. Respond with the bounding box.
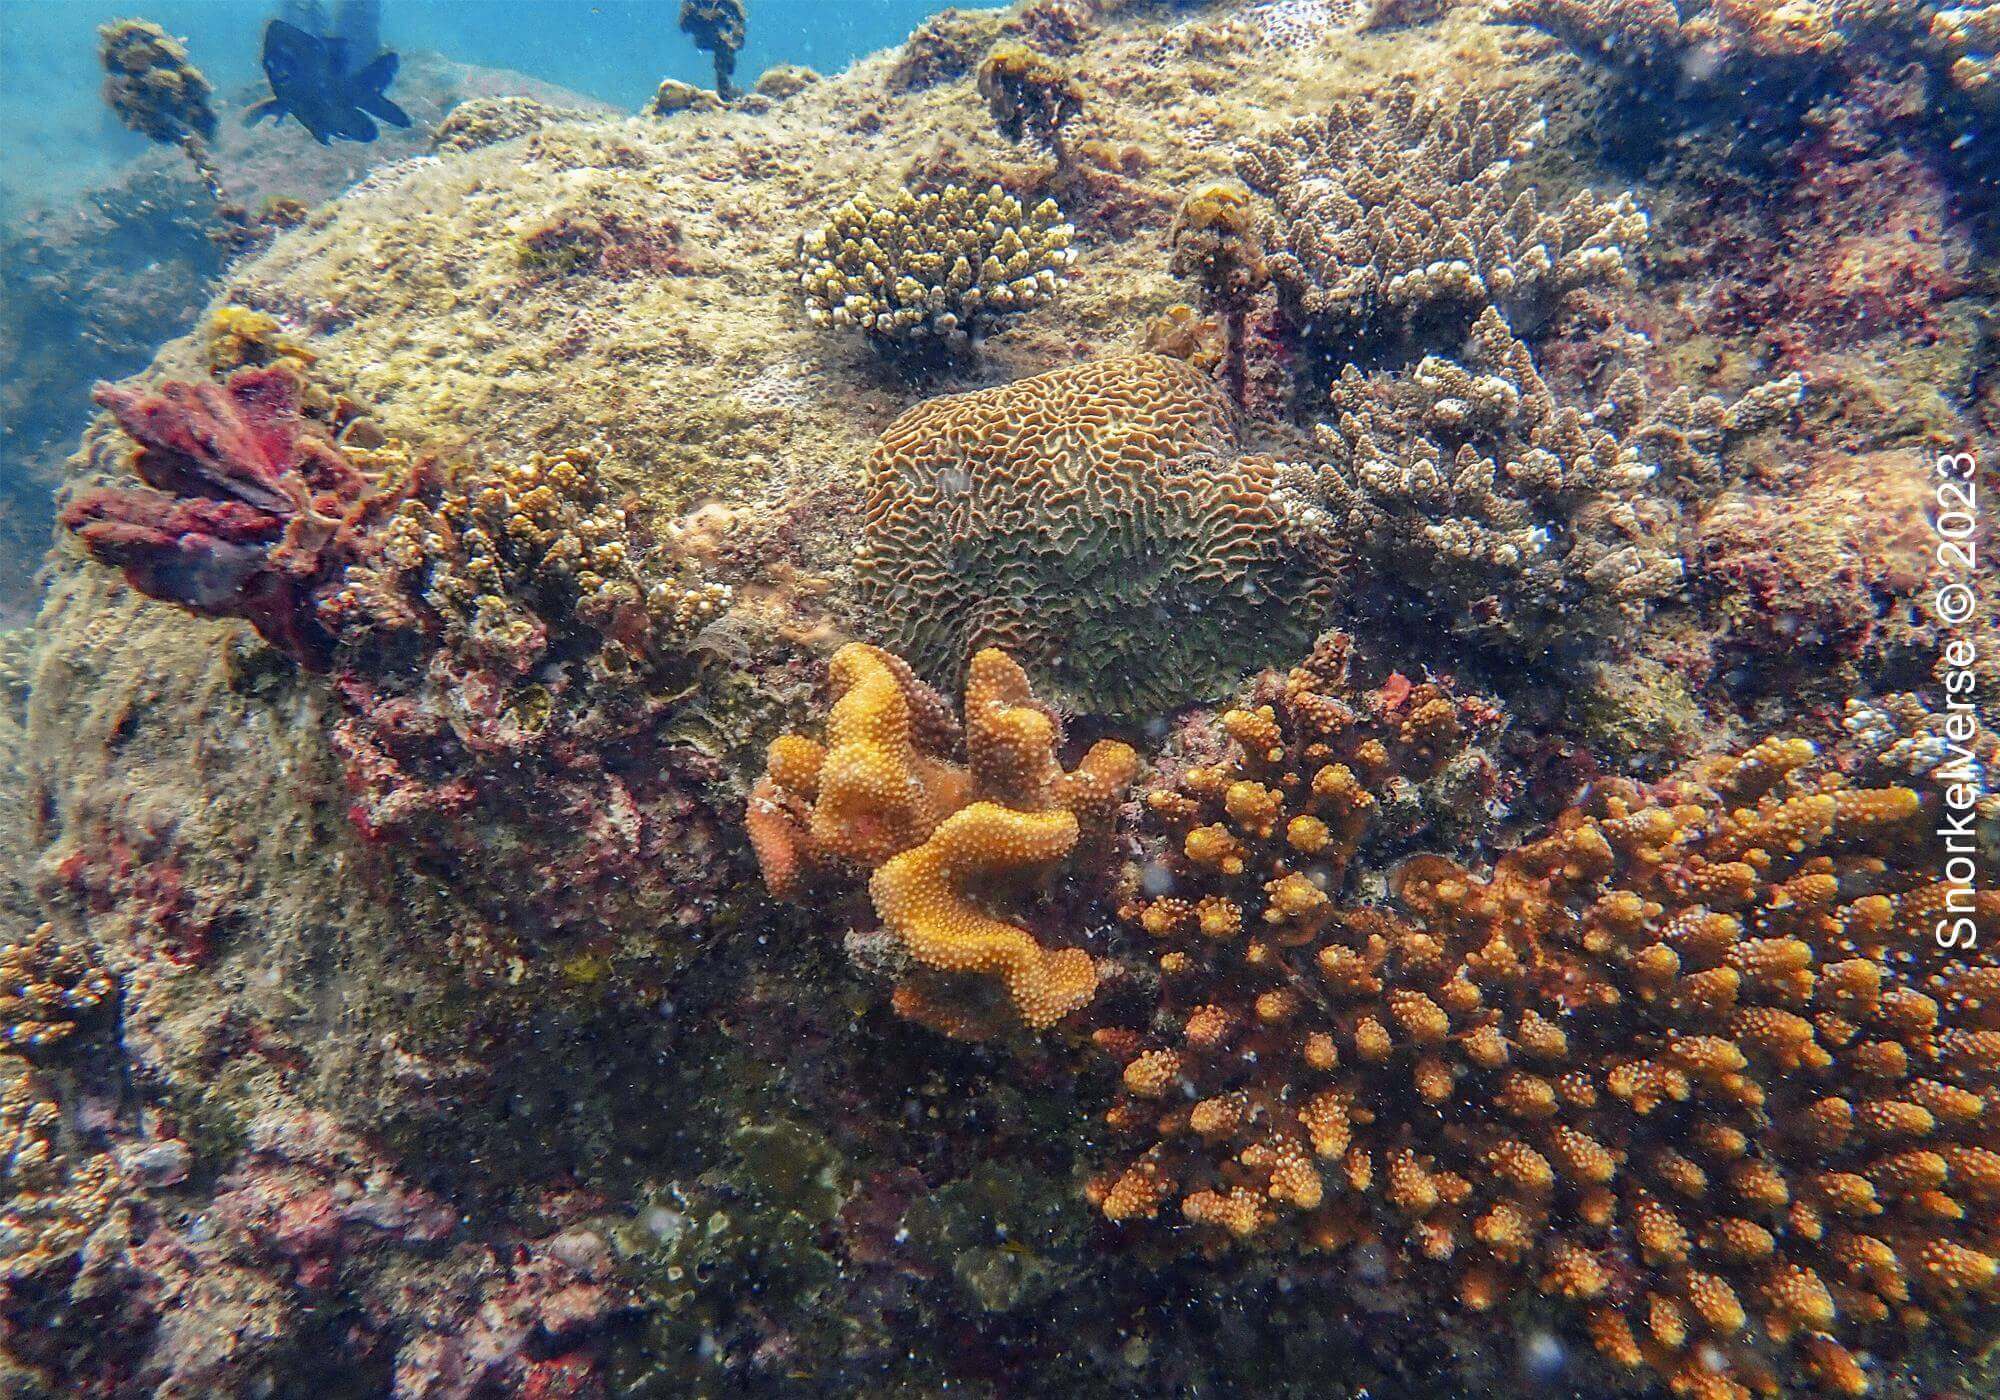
[60,364,424,667]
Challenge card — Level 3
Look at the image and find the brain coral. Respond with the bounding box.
[856,354,1327,716]
[1099,677,2000,1399]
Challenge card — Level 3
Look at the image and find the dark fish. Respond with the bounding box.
[243,18,409,145]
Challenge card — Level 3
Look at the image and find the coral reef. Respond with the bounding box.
[1291,306,1802,656]
[1236,79,1648,363]
[754,63,822,100]
[679,0,748,101]
[0,1063,123,1289]
[796,183,1076,358]
[857,353,1328,715]
[749,642,1136,1031]
[887,7,1011,90]
[1101,701,2000,1397]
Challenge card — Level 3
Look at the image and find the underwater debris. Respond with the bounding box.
[1100,674,2000,1398]
[749,643,1135,1032]
[977,42,1086,154]
[0,925,114,1056]
[1289,306,1802,657]
[679,0,748,101]
[856,354,1329,716]
[795,183,1075,360]
[97,19,226,200]
[61,363,424,668]
[1237,78,1647,364]
[1170,180,1270,407]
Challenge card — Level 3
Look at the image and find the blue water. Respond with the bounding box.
[0,0,947,214]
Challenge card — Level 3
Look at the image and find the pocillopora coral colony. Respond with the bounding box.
[3,0,1995,1396]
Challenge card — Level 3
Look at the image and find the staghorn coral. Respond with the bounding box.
[1099,711,2000,1398]
[679,0,748,100]
[1290,306,1802,655]
[796,184,1076,358]
[977,43,1086,153]
[857,354,1329,716]
[748,643,1137,1031]
[60,363,426,668]
[0,924,114,1055]
[0,1064,123,1287]
[1236,79,1647,363]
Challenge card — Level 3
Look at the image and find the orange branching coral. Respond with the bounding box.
[1095,714,2000,1397]
[750,643,1136,1030]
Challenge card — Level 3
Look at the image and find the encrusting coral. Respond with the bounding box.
[0,925,114,1056]
[748,643,1137,1032]
[1098,669,2000,1398]
[1289,306,1803,655]
[1236,79,1648,363]
[795,184,1076,359]
[856,354,1328,716]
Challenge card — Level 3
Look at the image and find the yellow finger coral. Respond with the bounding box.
[750,643,1136,1032]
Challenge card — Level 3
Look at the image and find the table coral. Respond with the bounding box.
[1099,705,2000,1399]
[857,354,1328,716]
[796,184,1076,360]
[0,924,114,1055]
[1236,79,1648,363]
[60,363,426,668]
[749,643,1136,1031]
[1291,306,1801,656]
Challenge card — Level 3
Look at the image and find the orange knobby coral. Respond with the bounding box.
[750,643,1136,1031]
[1097,713,2000,1399]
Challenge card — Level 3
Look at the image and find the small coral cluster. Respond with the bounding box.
[1292,306,1803,651]
[0,923,114,1055]
[856,354,1327,716]
[65,360,736,936]
[1098,688,2000,1397]
[1236,79,1647,360]
[0,1062,123,1288]
[796,184,1075,355]
[748,643,1136,1033]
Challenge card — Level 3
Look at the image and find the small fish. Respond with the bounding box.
[243,19,410,145]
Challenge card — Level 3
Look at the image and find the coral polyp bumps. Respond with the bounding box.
[1096,638,2000,1399]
